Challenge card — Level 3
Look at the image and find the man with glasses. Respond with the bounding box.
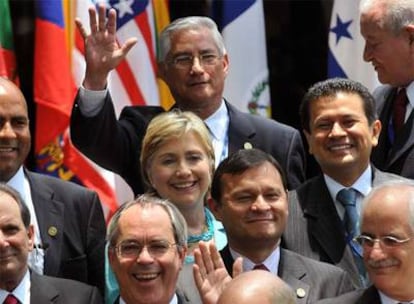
[107,194,191,304]
[317,180,414,303]
[70,4,306,195]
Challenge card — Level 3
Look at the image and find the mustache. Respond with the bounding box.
[366,258,399,269]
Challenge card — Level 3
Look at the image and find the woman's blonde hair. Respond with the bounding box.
[140,110,215,192]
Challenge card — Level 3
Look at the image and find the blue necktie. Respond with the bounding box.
[337,188,359,238]
[337,188,367,286]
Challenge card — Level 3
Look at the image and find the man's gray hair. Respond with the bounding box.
[107,194,188,249]
[158,16,226,62]
[360,0,414,35]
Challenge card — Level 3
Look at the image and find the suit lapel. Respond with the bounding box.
[226,102,256,154]
[219,245,235,276]
[26,171,65,276]
[387,109,414,166]
[357,286,381,304]
[298,176,360,285]
[278,249,310,304]
[298,176,346,263]
[30,272,59,303]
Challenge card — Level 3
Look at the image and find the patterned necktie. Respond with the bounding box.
[3,294,19,304]
[337,188,359,238]
[253,264,269,271]
[393,88,408,135]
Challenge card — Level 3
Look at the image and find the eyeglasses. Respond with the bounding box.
[353,234,412,248]
[168,53,221,70]
[114,240,177,259]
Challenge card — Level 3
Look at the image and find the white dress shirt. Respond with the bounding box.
[0,269,31,304]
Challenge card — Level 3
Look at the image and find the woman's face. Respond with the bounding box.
[148,132,212,210]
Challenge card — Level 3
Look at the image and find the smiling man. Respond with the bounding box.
[0,77,106,294]
[107,194,190,304]
[283,78,406,288]
[317,180,414,303]
[70,4,306,195]
[208,148,356,303]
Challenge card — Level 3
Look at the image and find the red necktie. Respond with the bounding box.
[393,88,408,134]
[253,264,269,271]
[3,294,19,304]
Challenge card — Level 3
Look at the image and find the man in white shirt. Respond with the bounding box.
[0,183,102,304]
[70,4,306,195]
[283,78,406,287]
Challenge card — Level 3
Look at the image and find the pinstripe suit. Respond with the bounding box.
[282,167,405,287]
[220,246,356,304]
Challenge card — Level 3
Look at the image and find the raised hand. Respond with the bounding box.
[75,3,137,90]
[193,241,242,304]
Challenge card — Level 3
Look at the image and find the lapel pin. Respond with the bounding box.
[48,226,58,237]
[296,288,306,298]
[243,142,253,150]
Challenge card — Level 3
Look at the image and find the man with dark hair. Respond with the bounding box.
[0,77,106,294]
[360,0,414,179]
[206,148,356,303]
[0,183,102,303]
[70,4,306,194]
[283,78,405,288]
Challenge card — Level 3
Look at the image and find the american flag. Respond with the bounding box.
[34,0,170,217]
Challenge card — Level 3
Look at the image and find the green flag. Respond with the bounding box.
[0,0,18,82]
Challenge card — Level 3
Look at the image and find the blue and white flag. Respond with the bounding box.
[213,0,271,117]
[328,0,379,92]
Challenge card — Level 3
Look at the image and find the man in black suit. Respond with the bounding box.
[0,77,106,293]
[0,183,102,304]
[205,149,356,304]
[70,4,305,195]
[107,194,191,304]
[360,0,414,179]
[283,78,405,288]
[317,180,414,304]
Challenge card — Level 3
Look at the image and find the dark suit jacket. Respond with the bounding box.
[316,286,381,304]
[282,167,405,287]
[371,85,414,179]
[31,272,103,303]
[70,92,306,194]
[220,246,356,304]
[27,170,106,294]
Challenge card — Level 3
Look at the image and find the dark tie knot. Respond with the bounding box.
[337,188,357,207]
[253,263,269,271]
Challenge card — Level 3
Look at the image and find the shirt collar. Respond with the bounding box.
[379,290,414,304]
[405,82,414,109]
[120,292,178,304]
[6,166,25,193]
[324,165,372,200]
[204,100,229,141]
[0,269,30,304]
[229,244,280,274]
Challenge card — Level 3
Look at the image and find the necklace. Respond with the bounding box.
[187,207,215,244]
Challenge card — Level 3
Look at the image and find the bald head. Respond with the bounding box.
[0,78,27,107]
[217,270,295,304]
[0,77,31,182]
